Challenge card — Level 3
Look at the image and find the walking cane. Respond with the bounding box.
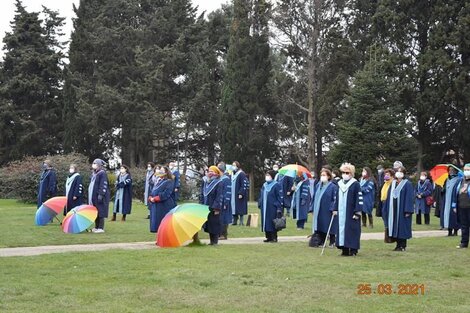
[320,214,335,256]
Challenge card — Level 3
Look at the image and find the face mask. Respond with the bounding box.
[420,175,426,181]
[120,169,126,174]
[362,172,367,178]
[69,169,75,174]
[208,172,217,179]
[232,166,238,172]
[265,176,273,182]
[395,172,404,179]
[92,164,98,170]
[342,174,351,181]
[378,169,383,174]
[273,167,279,172]
[155,170,165,177]
[464,170,470,178]
[384,175,391,181]
[320,176,328,183]
[147,166,152,171]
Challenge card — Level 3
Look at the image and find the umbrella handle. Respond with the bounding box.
[54,215,62,226]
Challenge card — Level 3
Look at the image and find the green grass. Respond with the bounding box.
[0,199,443,248]
[0,237,469,312]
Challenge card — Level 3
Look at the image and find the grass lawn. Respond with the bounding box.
[1,237,469,313]
[0,199,444,248]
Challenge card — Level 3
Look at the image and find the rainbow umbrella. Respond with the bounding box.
[278,164,312,179]
[430,164,463,187]
[157,203,210,248]
[62,205,98,234]
[35,196,67,226]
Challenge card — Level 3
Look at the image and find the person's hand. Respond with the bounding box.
[352,214,360,220]
[148,196,154,203]
[238,194,243,199]
[214,210,220,215]
[417,194,422,199]
[286,192,291,196]
[453,209,457,213]
[405,213,411,217]
[97,194,103,202]
[174,188,178,192]
[291,186,296,191]
[73,196,77,200]
[332,211,338,216]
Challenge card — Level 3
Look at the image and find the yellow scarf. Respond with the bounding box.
[381,180,392,201]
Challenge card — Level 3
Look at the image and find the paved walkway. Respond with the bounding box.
[0,230,448,257]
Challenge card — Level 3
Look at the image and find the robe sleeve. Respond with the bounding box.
[258,186,264,209]
[173,171,181,189]
[355,183,363,214]
[422,181,433,197]
[48,170,57,197]
[74,175,83,198]
[97,171,108,197]
[156,180,174,201]
[404,181,415,214]
[237,172,247,196]
[361,180,374,193]
[212,180,225,210]
[274,184,282,212]
[329,184,338,212]
[451,179,462,210]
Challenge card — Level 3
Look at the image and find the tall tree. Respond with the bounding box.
[0,0,65,164]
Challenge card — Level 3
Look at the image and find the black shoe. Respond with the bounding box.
[272,239,278,243]
[394,247,406,252]
[456,244,468,249]
[263,239,272,243]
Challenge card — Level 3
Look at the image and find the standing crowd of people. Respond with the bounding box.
[36,158,470,253]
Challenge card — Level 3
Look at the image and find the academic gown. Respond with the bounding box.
[149,178,176,233]
[144,170,154,206]
[220,174,233,225]
[37,169,57,208]
[433,184,442,217]
[452,177,470,223]
[88,170,110,218]
[258,181,282,232]
[113,173,133,215]
[171,169,181,202]
[281,175,294,209]
[291,180,311,221]
[231,170,248,215]
[312,181,338,235]
[359,178,375,214]
[334,179,362,250]
[415,179,433,214]
[203,177,225,235]
[383,179,414,239]
[65,173,84,214]
[441,177,460,229]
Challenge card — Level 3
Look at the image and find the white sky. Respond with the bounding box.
[0,0,228,57]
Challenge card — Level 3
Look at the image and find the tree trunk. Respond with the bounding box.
[417,139,424,175]
[249,171,255,203]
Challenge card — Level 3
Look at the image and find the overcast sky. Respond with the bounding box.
[0,0,228,57]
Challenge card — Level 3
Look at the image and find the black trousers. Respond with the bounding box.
[396,238,407,248]
[95,217,104,229]
[265,231,278,241]
[458,207,470,247]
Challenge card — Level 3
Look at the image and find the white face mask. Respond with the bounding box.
[420,175,426,181]
[120,169,126,174]
[395,172,404,179]
[69,168,75,174]
[265,176,273,182]
[464,170,470,178]
[232,166,238,172]
[147,166,152,171]
[342,174,351,181]
[362,171,367,178]
[273,166,279,172]
[92,164,98,170]
[320,176,328,183]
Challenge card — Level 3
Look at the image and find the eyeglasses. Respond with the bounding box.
[341,172,350,174]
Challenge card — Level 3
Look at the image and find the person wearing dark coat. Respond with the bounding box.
[202,166,225,245]
[64,163,84,215]
[382,166,414,251]
[112,165,133,222]
[37,159,57,208]
[332,163,362,256]
[432,183,443,219]
[282,175,294,216]
[169,162,181,203]
[310,169,338,248]
[88,159,110,233]
[231,161,248,226]
[359,167,376,228]
[258,170,283,243]
[415,171,433,225]
[144,162,155,219]
[375,165,385,218]
[453,163,470,248]
[441,166,461,236]
[149,166,176,234]
[217,162,232,240]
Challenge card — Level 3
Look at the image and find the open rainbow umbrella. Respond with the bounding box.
[35,196,67,226]
[157,203,210,248]
[278,164,312,179]
[430,164,462,187]
[62,205,98,234]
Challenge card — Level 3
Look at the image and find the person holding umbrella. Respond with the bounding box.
[202,166,225,245]
[291,174,311,230]
[231,161,248,226]
[258,170,283,243]
[64,163,84,215]
[453,163,470,248]
[332,163,362,256]
[415,171,433,225]
[441,166,461,236]
[37,159,57,209]
[112,165,132,222]
[148,165,176,233]
[88,159,110,233]
[310,169,338,248]
[382,166,414,251]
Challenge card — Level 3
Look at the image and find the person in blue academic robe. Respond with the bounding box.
[64,164,84,215]
[203,166,225,245]
[310,169,338,248]
[169,162,181,203]
[332,163,362,256]
[453,164,470,249]
[382,166,414,251]
[231,161,248,226]
[144,162,155,219]
[415,172,433,225]
[258,170,283,243]
[112,165,133,222]
[217,162,232,240]
[37,159,57,208]
[441,166,461,236]
[281,175,294,216]
[359,167,376,228]
[149,166,176,233]
[291,176,311,229]
[88,159,110,233]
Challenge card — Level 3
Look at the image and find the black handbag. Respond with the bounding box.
[273,216,286,231]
